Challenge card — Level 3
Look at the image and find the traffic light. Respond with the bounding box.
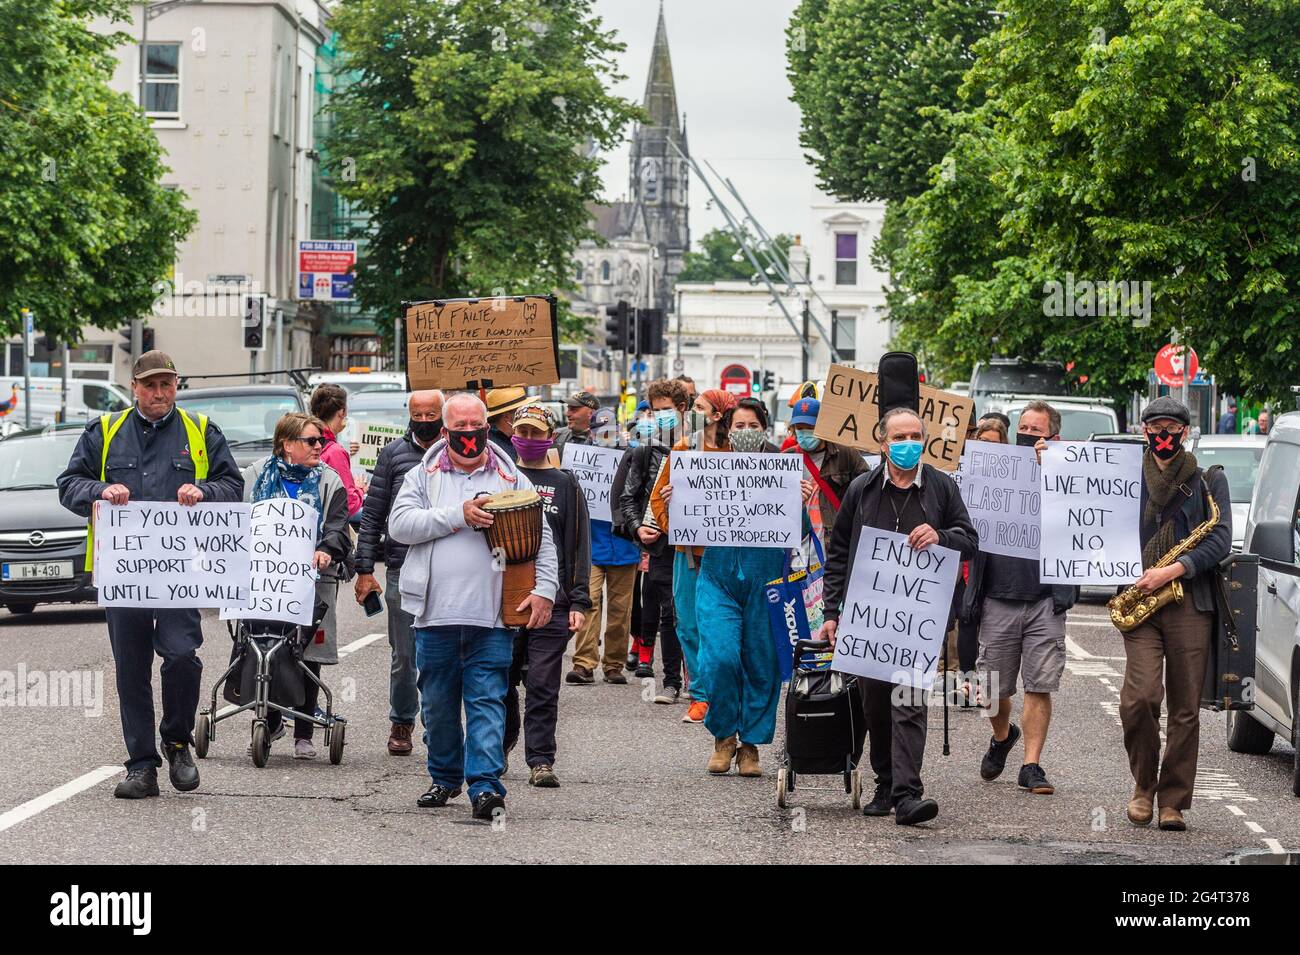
[762,370,775,392]
[604,300,630,350]
[243,294,266,351]
[634,308,665,356]
[141,327,156,352]
[118,326,133,357]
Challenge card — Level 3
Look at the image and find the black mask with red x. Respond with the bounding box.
[448,426,489,459]
[1146,428,1184,461]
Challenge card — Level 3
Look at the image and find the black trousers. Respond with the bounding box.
[267,661,321,741]
[105,606,203,770]
[863,677,928,804]
[638,551,683,689]
[629,568,644,642]
[503,603,570,767]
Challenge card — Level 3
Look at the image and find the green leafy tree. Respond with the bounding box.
[678,228,793,283]
[325,0,642,344]
[0,0,196,342]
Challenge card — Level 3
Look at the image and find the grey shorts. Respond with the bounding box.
[976,596,1066,698]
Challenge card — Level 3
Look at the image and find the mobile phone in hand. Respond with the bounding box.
[363,591,383,617]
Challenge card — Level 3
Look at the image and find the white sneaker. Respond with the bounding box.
[293,738,317,760]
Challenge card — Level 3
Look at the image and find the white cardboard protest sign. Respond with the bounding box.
[357,424,406,471]
[562,443,624,523]
[667,451,802,548]
[220,498,318,625]
[93,502,251,608]
[830,528,961,690]
[1039,441,1143,585]
[953,441,1041,560]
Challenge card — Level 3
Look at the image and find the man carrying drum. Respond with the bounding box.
[388,392,558,822]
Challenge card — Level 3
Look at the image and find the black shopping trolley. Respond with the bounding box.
[777,640,866,809]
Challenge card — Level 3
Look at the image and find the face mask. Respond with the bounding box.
[654,409,679,433]
[1015,432,1040,448]
[1146,428,1183,461]
[795,430,822,452]
[447,426,489,458]
[886,439,924,470]
[728,429,768,453]
[511,435,553,460]
[687,410,710,433]
[410,418,442,443]
[634,418,656,439]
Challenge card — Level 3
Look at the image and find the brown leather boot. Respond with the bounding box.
[1127,791,1153,826]
[708,736,737,774]
[736,743,762,777]
[1158,807,1187,831]
[388,722,414,756]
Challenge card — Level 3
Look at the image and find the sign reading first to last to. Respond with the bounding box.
[404,295,560,391]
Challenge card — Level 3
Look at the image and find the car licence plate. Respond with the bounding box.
[1,561,74,581]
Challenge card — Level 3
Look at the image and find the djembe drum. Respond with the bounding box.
[480,489,544,627]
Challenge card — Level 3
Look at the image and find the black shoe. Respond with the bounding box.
[979,722,1021,781]
[164,742,200,792]
[1017,762,1055,795]
[471,791,506,821]
[861,784,894,816]
[634,661,653,679]
[416,784,462,808]
[113,766,160,800]
[895,797,939,826]
[626,652,639,670]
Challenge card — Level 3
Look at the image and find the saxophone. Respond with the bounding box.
[1108,483,1220,632]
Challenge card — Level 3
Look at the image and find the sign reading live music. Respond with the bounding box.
[403,295,559,391]
[1039,441,1143,584]
[813,364,974,471]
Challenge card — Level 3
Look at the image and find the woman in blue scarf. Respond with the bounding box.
[243,412,352,760]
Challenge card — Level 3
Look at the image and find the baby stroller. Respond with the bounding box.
[776,640,866,809]
[195,600,347,767]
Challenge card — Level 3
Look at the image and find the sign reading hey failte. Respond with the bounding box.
[831,528,961,690]
[668,452,802,548]
[93,502,251,607]
[562,444,624,523]
[1039,441,1143,584]
[221,498,318,625]
[952,441,1041,560]
[404,295,559,391]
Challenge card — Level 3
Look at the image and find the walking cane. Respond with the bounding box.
[941,627,951,756]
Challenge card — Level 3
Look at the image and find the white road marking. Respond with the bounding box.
[1263,838,1286,854]
[338,631,385,657]
[1226,804,1246,816]
[1244,820,1266,834]
[1065,636,1094,658]
[0,766,122,834]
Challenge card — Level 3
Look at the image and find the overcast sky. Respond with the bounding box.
[591,0,816,246]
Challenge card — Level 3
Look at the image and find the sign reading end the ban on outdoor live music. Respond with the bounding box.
[812,363,974,471]
[403,295,560,392]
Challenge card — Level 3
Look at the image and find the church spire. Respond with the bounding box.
[642,1,680,133]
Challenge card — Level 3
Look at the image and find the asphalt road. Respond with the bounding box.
[0,584,1295,864]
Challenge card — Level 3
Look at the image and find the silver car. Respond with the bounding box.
[1190,432,1266,551]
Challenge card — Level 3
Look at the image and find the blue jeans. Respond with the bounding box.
[415,625,513,799]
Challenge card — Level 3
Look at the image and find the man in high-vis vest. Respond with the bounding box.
[57,351,243,799]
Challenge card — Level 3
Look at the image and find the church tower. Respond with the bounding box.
[628,2,689,313]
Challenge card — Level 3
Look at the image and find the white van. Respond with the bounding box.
[0,377,131,432]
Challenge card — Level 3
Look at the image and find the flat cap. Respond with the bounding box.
[1140,396,1191,426]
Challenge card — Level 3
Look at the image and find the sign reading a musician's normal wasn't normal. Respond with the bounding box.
[668,451,802,548]
[831,528,960,690]
[1039,441,1143,585]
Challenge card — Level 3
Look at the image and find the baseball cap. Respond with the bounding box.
[132,350,178,380]
[512,403,556,434]
[790,397,820,427]
[567,391,599,411]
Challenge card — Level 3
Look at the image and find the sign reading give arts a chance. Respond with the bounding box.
[668,452,802,548]
[562,444,624,523]
[404,295,559,391]
[830,528,961,690]
[1039,441,1143,584]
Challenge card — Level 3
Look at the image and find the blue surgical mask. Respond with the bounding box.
[795,430,821,452]
[654,409,679,432]
[887,439,924,470]
[634,418,656,439]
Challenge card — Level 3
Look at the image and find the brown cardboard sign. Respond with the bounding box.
[812,363,974,471]
[404,295,559,391]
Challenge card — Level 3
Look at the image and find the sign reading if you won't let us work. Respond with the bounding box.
[404,295,559,391]
[1039,441,1143,585]
[667,451,802,548]
[830,528,961,691]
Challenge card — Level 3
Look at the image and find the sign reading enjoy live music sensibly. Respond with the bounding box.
[952,441,1042,560]
[562,444,624,523]
[221,498,318,626]
[1039,441,1143,584]
[404,295,559,391]
[667,452,802,548]
[830,528,961,690]
[92,502,251,607]
[813,364,974,471]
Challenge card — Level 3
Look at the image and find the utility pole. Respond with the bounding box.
[21,308,33,430]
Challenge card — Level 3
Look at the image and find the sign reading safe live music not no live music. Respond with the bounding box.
[403,295,560,391]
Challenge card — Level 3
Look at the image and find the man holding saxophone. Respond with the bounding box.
[1119,396,1231,832]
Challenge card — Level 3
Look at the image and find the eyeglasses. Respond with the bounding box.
[294,435,326,448]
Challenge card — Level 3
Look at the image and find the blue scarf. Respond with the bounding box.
[252,457,326,532]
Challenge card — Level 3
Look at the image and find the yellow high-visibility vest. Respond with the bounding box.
[84,408,209,571]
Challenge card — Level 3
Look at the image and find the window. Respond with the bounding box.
[83,383,127,413]
[143,43,180,119]
[574,261,584,282]
[601,260,611,282]
[831,310,856,362]
[834,232,858,286]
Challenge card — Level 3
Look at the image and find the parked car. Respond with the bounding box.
[307,369,406,396]
[1234,410,1300,795]
[1191,433,1266,551]
[174,384,305,468]
[0,425,98,615]
[970,359,1069,415]
[342,390,411,453]
[0,376,130,431]
[1002,397,1118,441]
